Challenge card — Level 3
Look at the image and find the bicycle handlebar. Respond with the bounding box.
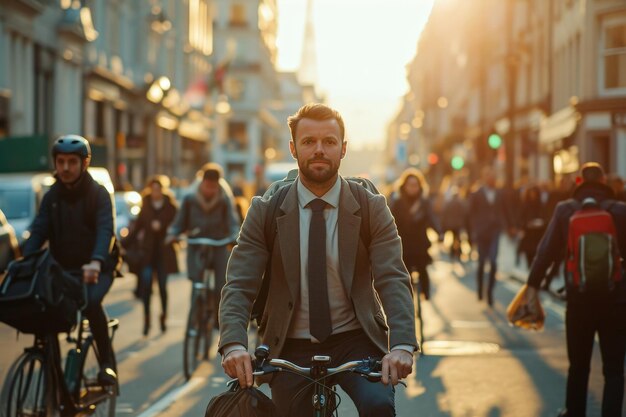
[183,236,236,246]
[251,358,385,380]
[226,344,406,388]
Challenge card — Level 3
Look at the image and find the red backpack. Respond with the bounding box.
[566,197,622,293]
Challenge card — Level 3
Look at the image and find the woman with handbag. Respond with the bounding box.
[125,176,179,336]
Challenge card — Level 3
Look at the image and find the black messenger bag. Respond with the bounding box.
[0,249,84,334]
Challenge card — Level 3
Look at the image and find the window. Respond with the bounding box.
[591,135,611,171]
[34,45,54,136]
[601,19,626,92]
[0,94,9,137]
[230,4,247,27]
[95,101,105,139]
[227,121,248,150]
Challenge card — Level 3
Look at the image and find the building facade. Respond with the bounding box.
[390,0,626,187]
[1,0,312,191]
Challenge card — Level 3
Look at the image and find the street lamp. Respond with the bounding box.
[215,94,231,115]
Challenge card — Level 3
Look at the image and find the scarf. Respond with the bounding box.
[195,187,223,213]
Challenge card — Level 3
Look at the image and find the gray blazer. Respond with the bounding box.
[218,177,417,358]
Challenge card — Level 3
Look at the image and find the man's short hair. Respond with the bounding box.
[287,103,345,141]
[199,162,223,182]
[580,162,605,183]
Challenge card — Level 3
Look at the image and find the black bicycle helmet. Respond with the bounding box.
[51,135,91,159]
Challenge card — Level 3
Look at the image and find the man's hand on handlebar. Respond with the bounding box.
[222,350,254,388]
[381,350,413,386]
[82,260,101,284]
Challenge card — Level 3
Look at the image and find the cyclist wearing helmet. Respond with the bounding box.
[23,134,120,385]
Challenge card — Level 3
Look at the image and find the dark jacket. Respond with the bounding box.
[23,172,118,272]
[168,185,240,281]
[126,193,179,274]
[390,195,441,269]
[527,181,626,301]
[468,186,510,242]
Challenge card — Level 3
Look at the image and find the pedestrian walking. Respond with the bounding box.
[218,103,417,417]
[468,166,513,306]
[517,184,550,268]
[124,175,179,336]
[390,167,443,299]
[441,183,469,261]
[526,162,626,417]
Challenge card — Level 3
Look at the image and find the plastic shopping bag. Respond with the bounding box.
[506,284,545,331]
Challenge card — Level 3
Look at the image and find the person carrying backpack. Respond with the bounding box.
[22,135,121,386]
[526,162,626,417]
[218,103,417,417]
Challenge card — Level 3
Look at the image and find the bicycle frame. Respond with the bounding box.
[182,235,235,379]
[15,317,119,417]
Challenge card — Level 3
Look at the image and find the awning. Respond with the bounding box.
[539,106,578,144]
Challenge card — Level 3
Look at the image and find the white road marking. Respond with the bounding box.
[135,377,204,417]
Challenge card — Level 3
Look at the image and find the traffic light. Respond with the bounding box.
[488,133,503,149]
[451,156,465,170]
[428,153,439,165]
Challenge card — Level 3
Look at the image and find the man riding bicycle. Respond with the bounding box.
[166,163,241,324]
[22,135,120,386]
[219,104,417,417]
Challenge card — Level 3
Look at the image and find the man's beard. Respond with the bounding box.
[298,158,338,184]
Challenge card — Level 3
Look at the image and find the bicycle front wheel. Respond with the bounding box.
[183,294,204,380]
[202,290,216,361]
[77,337,116,417]
[1,350,50,417]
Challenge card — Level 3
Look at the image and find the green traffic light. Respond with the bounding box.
[451,156,464,170]
[488,134,502,149]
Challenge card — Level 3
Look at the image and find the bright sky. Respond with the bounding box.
[276,0,434,149]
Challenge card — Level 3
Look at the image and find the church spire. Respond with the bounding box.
[298,0,317,86]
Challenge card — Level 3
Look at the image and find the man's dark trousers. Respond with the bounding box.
[476,233,499,304]
[270,329,396,417]
[565,296,626,417]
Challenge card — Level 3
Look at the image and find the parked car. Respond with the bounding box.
[0,172,46,244]
[0,208,20,273]
[114,191,142,239]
